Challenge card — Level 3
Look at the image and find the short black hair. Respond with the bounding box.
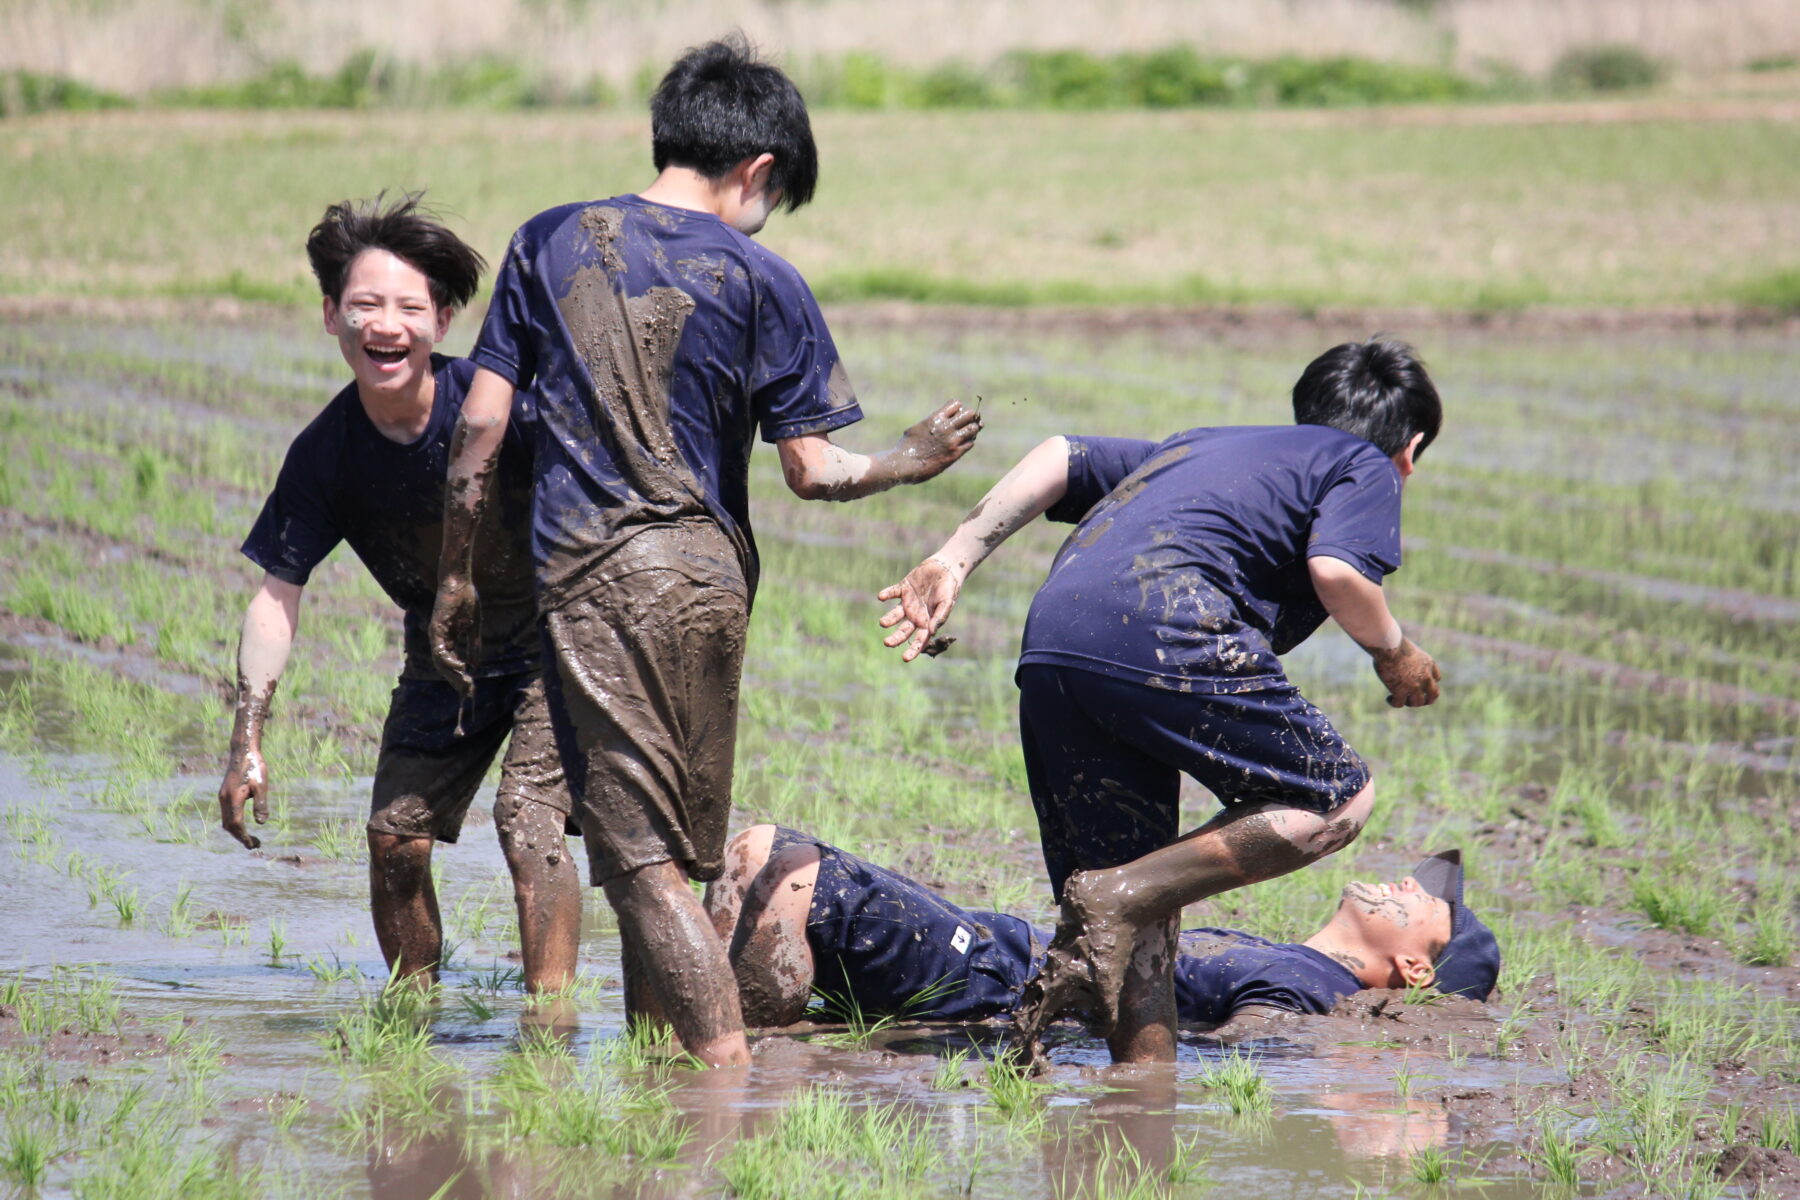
[1292,337,1442,458]
[651,35,818,212]
[305,193,485,311]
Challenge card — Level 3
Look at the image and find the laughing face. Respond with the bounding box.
[323,249,452,401]
[1337,876,1453,971]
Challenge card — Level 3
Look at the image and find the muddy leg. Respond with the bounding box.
[603,859,750,1067]
[368,830,442,988]
[1017,784,1374,1057]
[727,842,819,1027]
[704,825,778,943]
[495,795,582,994]
[1108,913,1179,1063]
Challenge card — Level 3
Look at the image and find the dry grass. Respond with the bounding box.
[1,103,1795,311]
[3,0,1798,96]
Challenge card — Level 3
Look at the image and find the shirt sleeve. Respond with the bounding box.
[240,431,343,587]
[749,260,864,442]
[1307,446,1404,582]
[1045,435,1159,523]
[469,228,539,392]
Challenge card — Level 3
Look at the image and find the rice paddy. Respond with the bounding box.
[0,273,1797,1195]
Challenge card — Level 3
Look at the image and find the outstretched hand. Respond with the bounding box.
[1371,637,1441,707]
[896,401,982,483]
[429,574,479,699]
[878,556,960,662]
[218,746,270,850]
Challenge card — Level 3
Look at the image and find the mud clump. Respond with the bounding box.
[1717,1144,1800,1195]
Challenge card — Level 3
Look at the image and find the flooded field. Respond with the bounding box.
[1,311,1796,1198]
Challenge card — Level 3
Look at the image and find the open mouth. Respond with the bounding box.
[365,345,409,367]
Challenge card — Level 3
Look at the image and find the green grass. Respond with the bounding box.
[0,106,1795,310]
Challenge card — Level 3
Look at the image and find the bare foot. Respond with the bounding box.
[1010,869,1138,1059]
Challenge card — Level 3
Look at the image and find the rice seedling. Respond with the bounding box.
[931,1047,972,1091]
[979,1049,1052,1123]
[1164,1132,1212,1186]
[162,878,196,937]
[265,920,290,967]
[1630,866,1735,936]
[310,818,363,861]
[327,982,437,1066]
[809,965,961,1049]
[1756,1106,1800,1154]
[1527,1112,1589,1187]
[1738,898,1796,967]
[1407,1143,1453,1185]
[1196,1052,1273,1115]
[0,1121,61,1188]
[304,951,360,984]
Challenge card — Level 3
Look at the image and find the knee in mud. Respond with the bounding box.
[495,793,564,858]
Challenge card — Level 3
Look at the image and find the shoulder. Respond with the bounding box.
[504,201,595,258]
[735,235,813,295]
[435,355,477,399]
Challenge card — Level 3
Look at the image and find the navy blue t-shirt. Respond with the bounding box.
[471,195,864,604]
[1020,426,1404,692]
[1172,928,1363,1024]
[242,355,539,680]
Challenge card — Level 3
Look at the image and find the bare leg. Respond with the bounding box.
[494,795,582,994]
[1108,914,1178,1063]
[603,859,750,1067]
[704,825,778,942]
[368,830,441,988]
[728,843,819,1026]
[1016,783,1374,1060]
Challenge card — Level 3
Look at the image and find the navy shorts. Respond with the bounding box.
[1017,663,1370,898]
[777,829,1042,1023]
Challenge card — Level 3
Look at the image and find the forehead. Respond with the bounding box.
[341,248,433,297]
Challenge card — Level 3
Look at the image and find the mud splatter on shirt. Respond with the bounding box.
[470,195,863,603]
[1020,425,1403,693]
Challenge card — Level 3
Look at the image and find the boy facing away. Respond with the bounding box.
[708,826,1499,1039]
[218,196,581,993]
[428,38,980,1067]
[880,338,1444,1063]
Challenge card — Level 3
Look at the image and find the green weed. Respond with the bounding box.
[979,1049,1052,1123]
[1197,1052,1274,1114]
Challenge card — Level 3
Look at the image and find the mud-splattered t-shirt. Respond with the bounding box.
[1171,928,1363,1024]
[1019,425,1403,692]
[242,355,539,681]
[471,195,863,604]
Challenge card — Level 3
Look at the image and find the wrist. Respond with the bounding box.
[1362,625,1406,657]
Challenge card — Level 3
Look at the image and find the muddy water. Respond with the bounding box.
[0,728,1558,1199]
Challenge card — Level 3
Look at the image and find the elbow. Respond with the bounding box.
[783,469,833,502]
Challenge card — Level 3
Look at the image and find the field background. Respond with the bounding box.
[2,4,1799,1198]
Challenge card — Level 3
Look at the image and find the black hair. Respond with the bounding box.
[1291,337,1442,458]
[650,35,818,212]
[305,192,485,311]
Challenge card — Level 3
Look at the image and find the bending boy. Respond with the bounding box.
[881,338,1444,1062]
[708,826,1499,1037]
[429,39,980,1067]
[219,196,580,992]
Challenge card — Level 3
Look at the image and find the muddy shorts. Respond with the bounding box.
[776,827,1042,1023]
[368,671,573,843]
[542,534,749,887]
[1017,663,1369,898]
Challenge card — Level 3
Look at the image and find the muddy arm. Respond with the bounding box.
[776,400,981,502]
[219,574,301,850]
[877,435,1070,662]
[429,367,513,696]
[1308,554,1440,708]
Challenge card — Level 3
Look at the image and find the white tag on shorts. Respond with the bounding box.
[951,926,972,955]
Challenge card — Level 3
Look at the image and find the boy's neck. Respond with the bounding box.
[1301,921,1384,988]
[357,368,437,444]
[638,167,736,221]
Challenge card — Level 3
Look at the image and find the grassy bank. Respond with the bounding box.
[2,103,1797,312]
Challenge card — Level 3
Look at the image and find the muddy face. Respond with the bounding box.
[323,249,449,407]
[1336,878,1451,957]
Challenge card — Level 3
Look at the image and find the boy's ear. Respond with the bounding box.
[740,151,776,200]
[1391,431,1425,478]
[1396,954,1435,988]
[433,304,454,342]
[322,295,341,336]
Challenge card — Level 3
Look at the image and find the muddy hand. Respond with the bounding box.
[897,401,982,481]
[877,556,959,662]
[1371,637,1441,708]
[218,747,269,850]
[428,574,479,698]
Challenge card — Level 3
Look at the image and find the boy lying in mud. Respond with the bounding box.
[707,826,1498,1040]
[218,197,582,992]
[880,338,1444,1063]
[427,37,980,1067]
